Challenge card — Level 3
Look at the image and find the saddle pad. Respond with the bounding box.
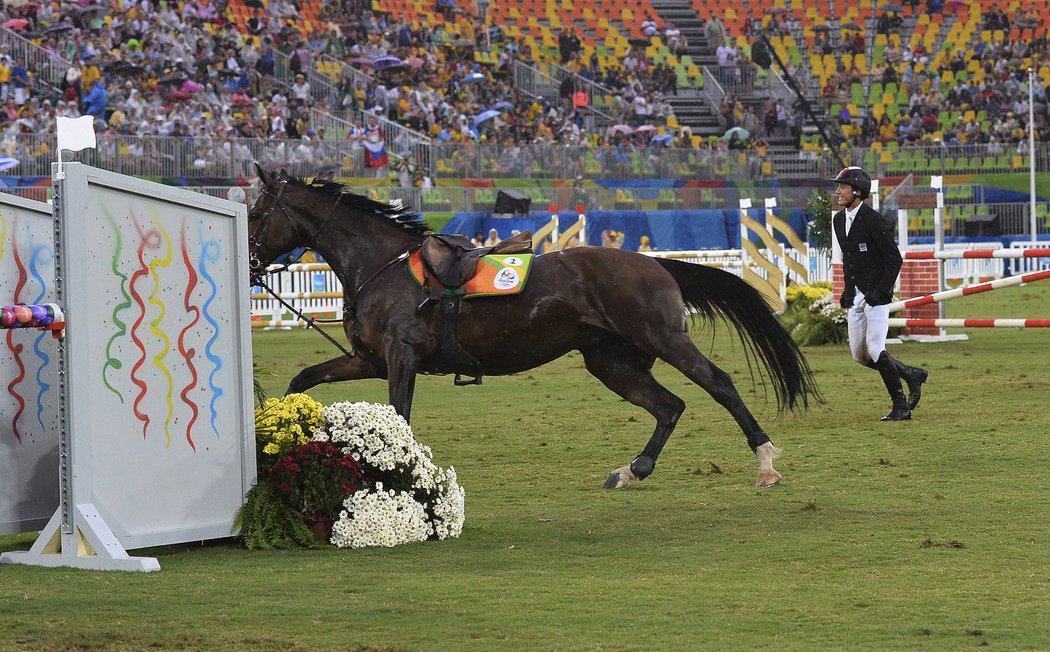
[409,251,534,298]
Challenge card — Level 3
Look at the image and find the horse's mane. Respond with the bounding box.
[284,173,433,237]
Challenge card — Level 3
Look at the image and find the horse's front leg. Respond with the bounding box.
[385,340,421,423]
[286,353,386,395]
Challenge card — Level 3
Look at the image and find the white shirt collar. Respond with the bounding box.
[844,201,862,221]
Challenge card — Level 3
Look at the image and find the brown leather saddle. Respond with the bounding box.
[416,230,533,386]
[419,230,533,289]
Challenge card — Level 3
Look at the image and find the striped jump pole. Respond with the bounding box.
[890,318,1050,328]
[887,269,1050,313]
[903,248,1050,260]
[1,303,65,339]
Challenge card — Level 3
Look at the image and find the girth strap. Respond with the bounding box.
[423,295,483,386]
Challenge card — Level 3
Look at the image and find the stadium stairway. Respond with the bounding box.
[648,0,724,139]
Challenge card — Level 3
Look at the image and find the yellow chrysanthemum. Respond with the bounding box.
[254,393,324,458]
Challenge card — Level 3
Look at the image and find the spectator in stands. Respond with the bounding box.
[715,40,737,86]
[601,230,623,248]
[705,15,725,49]
[0,52,10,103]
[830,166,927,422]
[81,78,106,121]
[663,22,683,53]
[484,228,499,245]
[876,13,891,35]
[10,59,29,106]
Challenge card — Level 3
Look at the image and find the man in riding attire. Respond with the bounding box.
[831,166,928,421]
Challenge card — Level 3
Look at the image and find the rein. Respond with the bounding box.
[253,274,355,357]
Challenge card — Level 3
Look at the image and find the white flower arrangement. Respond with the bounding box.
[313,401,465,548]
[810,293,848,325]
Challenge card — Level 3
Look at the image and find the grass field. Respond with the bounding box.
[3,283,1050,651]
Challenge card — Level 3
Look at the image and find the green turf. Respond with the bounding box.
[3,284,1050,650]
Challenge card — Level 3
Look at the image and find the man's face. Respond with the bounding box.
[833,182,857,208]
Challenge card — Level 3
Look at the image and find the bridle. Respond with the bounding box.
[248,175,347,280]
[247,176,293,279]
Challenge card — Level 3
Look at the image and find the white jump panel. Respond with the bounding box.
[2,164,255,571]
[0,192,59,535]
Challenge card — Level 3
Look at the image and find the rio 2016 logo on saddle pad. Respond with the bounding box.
[408,251,535,298]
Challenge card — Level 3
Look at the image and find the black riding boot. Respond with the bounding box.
[875,351,911,421]
[894,359,929,410]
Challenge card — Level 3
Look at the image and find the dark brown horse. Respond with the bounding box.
[247,166,819,489]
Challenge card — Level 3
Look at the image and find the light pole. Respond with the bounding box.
[1029,67,1037,242]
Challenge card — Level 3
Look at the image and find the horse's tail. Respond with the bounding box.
[655,257,821,411]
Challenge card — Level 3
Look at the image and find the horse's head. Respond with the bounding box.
[247,163,300,277]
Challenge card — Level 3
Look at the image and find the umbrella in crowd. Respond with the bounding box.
[487,101,513,111]
[0,156,20,172]
[811,24,832,32]
[2,18,30,30]
[348,56,373,67]
[405,56,425,69]
[163,89,193,102]
[473,109,501,124]
[104,60,147,76]
[627,37,651,47]
[43,21,75,34]
[723,126,750,140]
[649,134,674,146]
[606,124,634,136]
[634,124,658,134]
[461,72,485,84]
[182,80,202,93]
[371,55,403,70]
[879,2,903,10]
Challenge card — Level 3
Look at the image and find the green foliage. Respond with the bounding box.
[805,189,834,253]
[233,482,326,550]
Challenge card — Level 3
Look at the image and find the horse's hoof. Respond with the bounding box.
[756,470,782,488]
[603,465,637,489]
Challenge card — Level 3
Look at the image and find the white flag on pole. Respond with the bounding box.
[56,115,97,153]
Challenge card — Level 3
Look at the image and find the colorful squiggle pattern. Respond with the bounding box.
[28,243,54,432]
[101,207,131,403]
[177,220,202,451]
[4,217,28,443]
[128,212,161,440]
[146,218,175,448]
[198,224,224,440]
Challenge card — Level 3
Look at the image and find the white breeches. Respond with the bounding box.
[847,290,890,364]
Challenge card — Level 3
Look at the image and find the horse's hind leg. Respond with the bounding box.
[656,333,782,488]
[581,343,686,489]
[286,353,386,395]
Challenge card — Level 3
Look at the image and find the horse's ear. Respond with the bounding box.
[255,162,272,188]
[316,168,336,181]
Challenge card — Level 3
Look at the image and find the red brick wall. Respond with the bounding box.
[898,260,941,335]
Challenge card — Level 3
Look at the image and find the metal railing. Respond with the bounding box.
[0,28,69,93]
[3,130,1050,186]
